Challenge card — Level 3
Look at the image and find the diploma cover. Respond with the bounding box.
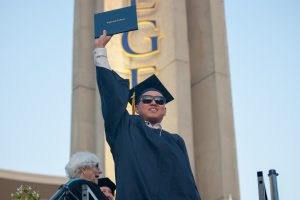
[94,6,138,38]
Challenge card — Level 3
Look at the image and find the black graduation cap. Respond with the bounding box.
[128,74,174,113]
[98,177,116,195]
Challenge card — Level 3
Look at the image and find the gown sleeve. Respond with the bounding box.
[174,134,194,172]
[174,134,201,199]
[96,66,130,146]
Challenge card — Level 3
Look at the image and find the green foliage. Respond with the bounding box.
[11,185,40,200]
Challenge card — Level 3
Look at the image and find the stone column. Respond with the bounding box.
[186,0,240,199]
[71,0,105,170]
[156,0,196,172]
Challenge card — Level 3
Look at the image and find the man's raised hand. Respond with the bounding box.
[94,30,112,48]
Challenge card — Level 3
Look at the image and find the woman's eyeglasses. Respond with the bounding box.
[140,95,166,105]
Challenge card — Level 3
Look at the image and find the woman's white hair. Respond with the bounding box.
[65,152,101,179]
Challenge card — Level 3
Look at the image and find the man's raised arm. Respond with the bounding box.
[94,31,130,146]
[94,30,112,70]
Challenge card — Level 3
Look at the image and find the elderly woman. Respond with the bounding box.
[50,152,108,200]
[65,151,101,184]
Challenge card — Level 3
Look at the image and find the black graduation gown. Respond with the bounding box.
[96,67,201,200]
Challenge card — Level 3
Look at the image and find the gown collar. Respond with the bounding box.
[145,121,162,130]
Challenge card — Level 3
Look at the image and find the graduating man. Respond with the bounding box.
[94,31,201,200]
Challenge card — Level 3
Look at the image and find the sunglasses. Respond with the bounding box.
[140,95,166,105]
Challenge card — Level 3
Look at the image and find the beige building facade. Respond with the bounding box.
[0,169,67,199]
[71,0,240,199]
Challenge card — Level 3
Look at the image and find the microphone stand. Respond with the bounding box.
[268,169,279,200]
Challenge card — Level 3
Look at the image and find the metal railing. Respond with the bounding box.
[257,169,279,200]
[49,184,99,200]
[82,184,99,200]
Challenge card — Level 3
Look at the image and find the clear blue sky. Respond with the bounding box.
[0,1,299,199]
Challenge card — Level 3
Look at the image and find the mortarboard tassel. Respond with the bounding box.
[131,92,136,115]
